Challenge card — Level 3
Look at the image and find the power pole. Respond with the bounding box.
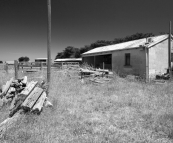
[47,0,51,96]
[169,21,172,79]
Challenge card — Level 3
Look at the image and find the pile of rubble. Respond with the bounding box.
[0,76,52,117]
[0,76,53,138]
[156,73,170,80]
[79,68,113,84]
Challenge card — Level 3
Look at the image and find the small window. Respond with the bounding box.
[125,53,130,66]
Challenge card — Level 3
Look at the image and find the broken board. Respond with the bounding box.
[10,81,38,111]
[22,87,43,111]
[32,92,46,114]
[0,78,14,98]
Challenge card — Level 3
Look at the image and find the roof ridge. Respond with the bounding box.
[82,34,169,55]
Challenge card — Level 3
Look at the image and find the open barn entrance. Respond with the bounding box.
[82,56,95,67]
[95,54,112,70]
[82,54,112,70]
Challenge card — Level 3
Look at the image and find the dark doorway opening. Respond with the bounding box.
[95,54,112,70]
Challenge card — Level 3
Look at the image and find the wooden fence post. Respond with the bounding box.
[14,60,18,80]
[4,63,8,73]
[61,62,63,69]
[81,71,83,79]
[40,62,43,70]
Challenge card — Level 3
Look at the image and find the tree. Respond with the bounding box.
[90,40,112,49]
[55,32,155,59]
[0,61,3,64]
[63,46,76,58]
[113,33,154,44]
[55,46,80,59]
[55,52,64,59]
[18,56,30,62]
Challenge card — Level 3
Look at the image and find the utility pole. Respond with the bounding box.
[47,0,51,96]
[168,21,172,79]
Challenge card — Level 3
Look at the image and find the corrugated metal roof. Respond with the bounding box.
[82,34,168,56]
[54,58,82,62]
[35,58,47,60]
[5,61,14,64]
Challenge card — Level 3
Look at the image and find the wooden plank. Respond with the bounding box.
[0,98,3,107]
[0,78,14,98]
[21,87,43,111]
[32,92,46,114]
[96,69,109,73]
[8,87,16,93]
[80,68,97,74]
[9,100,23,117]
[20,81,38,97]
[6,87,15,98]
[2,85,5,92]
[9,81,38,111]
[9,94,18,111]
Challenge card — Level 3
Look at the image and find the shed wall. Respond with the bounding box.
[148,39,173,78]
[112,48,146,78]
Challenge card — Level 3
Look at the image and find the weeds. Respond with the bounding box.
[0,69,173,142]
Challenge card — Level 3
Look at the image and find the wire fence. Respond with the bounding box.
[0,62,80,74]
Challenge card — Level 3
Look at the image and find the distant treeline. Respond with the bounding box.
[55,33,155,59]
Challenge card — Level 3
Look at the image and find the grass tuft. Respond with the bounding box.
[0,69,173,142]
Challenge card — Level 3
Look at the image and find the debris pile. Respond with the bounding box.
[156,73,170,80]
[0,76,52,138]
[79,68,113,84]
[0,76,52,117]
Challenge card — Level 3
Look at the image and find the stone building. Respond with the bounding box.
[82,34,173,79]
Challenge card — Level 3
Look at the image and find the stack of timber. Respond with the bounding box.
[0,76,52,137]
[79,68,113,84]
[0,76,52,116]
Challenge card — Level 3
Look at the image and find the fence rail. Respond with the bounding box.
[0,61,80,79]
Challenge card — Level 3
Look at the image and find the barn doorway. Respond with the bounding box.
[95,54,112,70]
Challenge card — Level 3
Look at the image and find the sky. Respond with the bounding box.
[1,0,173,62]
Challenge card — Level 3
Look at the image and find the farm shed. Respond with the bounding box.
[35,58,47,63]
[54,58,82,66]
[82,34,173,79]
[5,61,14,65]
[35,58,52,66]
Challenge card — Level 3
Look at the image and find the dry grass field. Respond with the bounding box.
[0,69,173,143]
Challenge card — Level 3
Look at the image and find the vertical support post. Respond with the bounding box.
[81,71,83,79]
[14,60,18,80]
[94,56,95,68]
[145,47,149,82]
[103,62,105,69]
[4,63,8,73]
[47,0,51,96]
[40,62,43,70]
[169,21,172,79]
[18,62,20,71]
